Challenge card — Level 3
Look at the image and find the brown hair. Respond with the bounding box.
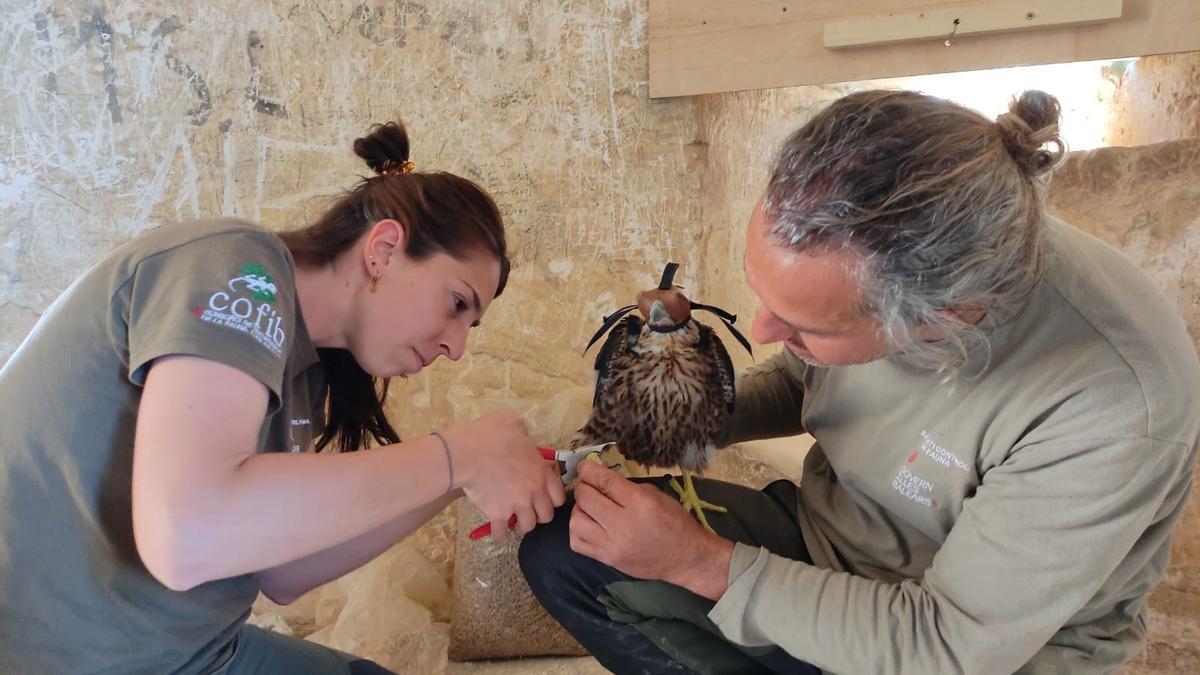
[764,89,1064,373]
[279,120,511,452]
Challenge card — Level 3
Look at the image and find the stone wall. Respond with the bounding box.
[1107,52,1200,146]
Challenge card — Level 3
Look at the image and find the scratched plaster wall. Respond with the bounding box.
[0,0,702,423]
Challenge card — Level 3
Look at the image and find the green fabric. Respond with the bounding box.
[709,218,1200,674]
[0,219,324,674]
[601,580,766,674]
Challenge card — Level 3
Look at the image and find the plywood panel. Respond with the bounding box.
[649,0,1200,98]
[824,0,1122,49]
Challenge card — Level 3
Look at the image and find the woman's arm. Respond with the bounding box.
[257,489,460,604]
[132,354,560,591]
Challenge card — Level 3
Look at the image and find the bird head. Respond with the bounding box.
[636,262,690,330]
[582,261,754,358]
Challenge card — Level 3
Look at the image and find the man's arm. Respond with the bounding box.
[705,435,1194,675]
[570,435,1193,674]
[716,349,808,447]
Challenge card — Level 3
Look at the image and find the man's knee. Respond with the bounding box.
[518,499,574,593]
[347,658,395,675]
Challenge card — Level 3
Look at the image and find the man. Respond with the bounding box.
[520,90,1200,674]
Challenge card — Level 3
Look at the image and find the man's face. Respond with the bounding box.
[744,202,890,367]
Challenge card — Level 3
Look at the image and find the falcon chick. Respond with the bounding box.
[572,262,752,532]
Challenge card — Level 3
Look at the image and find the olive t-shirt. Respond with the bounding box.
[712,217,1200,674]
[0,219,325,674]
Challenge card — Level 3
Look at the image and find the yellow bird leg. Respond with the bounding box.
[668,469,727,534]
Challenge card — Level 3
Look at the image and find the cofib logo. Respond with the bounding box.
[194,262,287,356]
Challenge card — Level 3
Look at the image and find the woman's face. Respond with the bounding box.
[349,224,502,378]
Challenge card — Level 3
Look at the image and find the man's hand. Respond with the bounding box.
[569,461,735,601]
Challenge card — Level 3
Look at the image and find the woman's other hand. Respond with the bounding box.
[440,410,567,540]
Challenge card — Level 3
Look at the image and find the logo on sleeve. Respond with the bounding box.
[192,262,287,356]
[234,262,278,303]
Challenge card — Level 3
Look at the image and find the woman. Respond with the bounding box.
[0,120,565,674]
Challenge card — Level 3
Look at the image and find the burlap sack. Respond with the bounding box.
[447,499,589,661]
[447,386,595,660]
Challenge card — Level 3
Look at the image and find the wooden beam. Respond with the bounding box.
[649,0,1200,98]
[824,0,1123,50]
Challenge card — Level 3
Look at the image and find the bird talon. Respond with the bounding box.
[670,471,725,534]
[668,476,685,498]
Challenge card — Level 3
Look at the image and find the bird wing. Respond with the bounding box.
[699,322,736,414]
[591,314,642,410]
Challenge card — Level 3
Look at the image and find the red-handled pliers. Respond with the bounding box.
[468,442,614,540]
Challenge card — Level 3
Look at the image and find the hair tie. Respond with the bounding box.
[380,159,415,176]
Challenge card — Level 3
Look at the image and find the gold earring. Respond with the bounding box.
[369,274,379,293]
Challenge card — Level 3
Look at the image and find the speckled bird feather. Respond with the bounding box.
[571,314,735,472]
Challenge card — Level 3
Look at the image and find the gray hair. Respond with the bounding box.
[763,89,1064,373]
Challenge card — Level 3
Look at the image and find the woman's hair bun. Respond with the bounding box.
[353,120,412,175]
[995,90,1065,177]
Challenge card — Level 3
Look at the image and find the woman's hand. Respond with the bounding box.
[440,410,567,540]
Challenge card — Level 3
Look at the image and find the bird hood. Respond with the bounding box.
[583,262,754,356]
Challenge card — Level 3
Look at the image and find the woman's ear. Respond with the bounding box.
[362,219,406,273]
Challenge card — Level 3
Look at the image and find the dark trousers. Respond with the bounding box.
[215,624,394,674]
[519,475,822,675]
